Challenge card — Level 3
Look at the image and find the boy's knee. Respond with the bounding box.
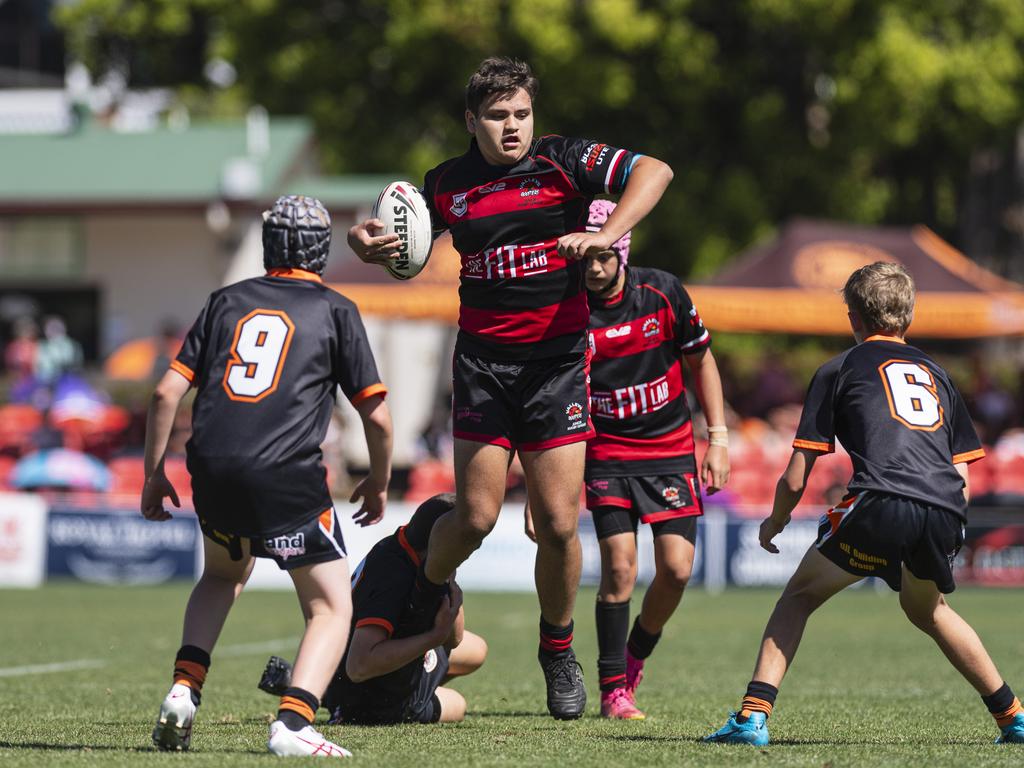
[657,565,691,592]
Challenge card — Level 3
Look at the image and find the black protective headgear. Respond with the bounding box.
[403,493,456,551]
[262,194,332,274]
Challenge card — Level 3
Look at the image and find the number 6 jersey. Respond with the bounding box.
[172,268,386,537]
[793,335,984,520]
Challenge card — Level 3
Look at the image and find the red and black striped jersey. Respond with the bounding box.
[586,267,711,478]
[794,336,984,520]
[423,136,639,359]
[173,269,386,533]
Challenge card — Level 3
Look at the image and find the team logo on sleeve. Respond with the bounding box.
[264,532,306,560]
[581,142,609,171]
[642,318,661,338]
[566,401,587,430]
[689,305,703,328]
[450,192,468,217]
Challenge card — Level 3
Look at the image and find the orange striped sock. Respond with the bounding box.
[994,697,1023,728]
[278,687,319,730]
[173,660,208,691]
[740,696,774,719]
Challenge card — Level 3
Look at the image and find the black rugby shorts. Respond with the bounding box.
[452,350,594,451]
[586,472,702,540]
[815,491,965,593]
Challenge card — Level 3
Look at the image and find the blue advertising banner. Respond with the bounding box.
[47,505,198,584]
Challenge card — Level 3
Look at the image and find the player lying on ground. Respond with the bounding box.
[258,494,488,724]
[704,262,1024,746]
[348,56,673,721]
[525,199,730,720]
[143,195,393,758]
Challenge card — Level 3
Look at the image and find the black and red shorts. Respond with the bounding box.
[585,473,702,540]
[815,490,965,593]
[198,506,347,571]
[452,350,594,451]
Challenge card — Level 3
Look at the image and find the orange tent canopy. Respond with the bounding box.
[327,220,1024,338]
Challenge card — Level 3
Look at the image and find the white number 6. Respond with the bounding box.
[879,360,943,431]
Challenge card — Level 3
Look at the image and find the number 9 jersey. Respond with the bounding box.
[793,335,984,520]
[171,269,386,538]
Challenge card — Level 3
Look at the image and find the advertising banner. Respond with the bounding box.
[47,504,199,585]
[0,493,48,587]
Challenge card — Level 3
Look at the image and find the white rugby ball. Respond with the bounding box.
[371,180,433,280]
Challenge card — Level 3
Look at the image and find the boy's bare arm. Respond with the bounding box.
[350,394,393,526]
[141,369,191,520]
[345,587,462,683]
[685,346,730,493]
[759,448,819,553]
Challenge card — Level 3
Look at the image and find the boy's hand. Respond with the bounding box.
[701,444,730,495]
[349,475,387,526]
[140,469,180,521]
[430,583,463,645]
[557,230,613,261]
[347,219,401,264]
[759,513,791,553]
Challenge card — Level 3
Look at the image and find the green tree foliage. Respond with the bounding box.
[55,0,1024,277]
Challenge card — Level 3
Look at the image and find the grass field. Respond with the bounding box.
[1,583,1022,767]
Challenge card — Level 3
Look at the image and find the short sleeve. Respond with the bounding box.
[948,385,985,464]
[171,299,211,385]
[674,284,711,355]
[332,301,386,406]
[351,550,410,638]
[421,166,450,238]
[538,136,640,195]
[793,360,840,453]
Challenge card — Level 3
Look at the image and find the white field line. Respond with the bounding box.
[0,637,300,678]
[0,659,107,678]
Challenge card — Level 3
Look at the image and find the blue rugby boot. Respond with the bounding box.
[997,712,1024,744]
[704,711,770,746]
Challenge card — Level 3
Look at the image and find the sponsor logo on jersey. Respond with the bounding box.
[478,182,507,195]
[592,373,672,420]
[605,325,632,339]
[265,532,306,561]
[662,486,682,506]
[642,317,661,338]
[450,192,468,217]
[462,242,552,279]
[519,177,542,197]
[566,401,587,430]
[423,648,438,672]
[581,142,609,172]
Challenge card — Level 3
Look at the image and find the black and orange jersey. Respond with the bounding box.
[586,267,711,478]
[173,268,385,536]
[329,526,429,714]
[424,136,639,360]
[794,335,984,519]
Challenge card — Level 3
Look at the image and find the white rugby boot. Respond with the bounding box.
[152,683,196,751]
[267,720,352,757]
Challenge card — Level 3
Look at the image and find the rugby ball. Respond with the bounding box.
[371,181,433,280]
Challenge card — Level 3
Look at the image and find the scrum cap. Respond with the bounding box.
[262,195,332,274]
[586,199,630,274]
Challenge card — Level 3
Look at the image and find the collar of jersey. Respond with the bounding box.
[864,334,906,344]
[396,526,421,566]
[266,268,322,282]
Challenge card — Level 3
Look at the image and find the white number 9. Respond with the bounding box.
[223,309,295,402]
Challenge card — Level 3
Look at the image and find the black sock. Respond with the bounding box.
[737,680,779,722]
[173,645,211,706]
[982,682,1015,714]
[626,617,661,660]
[539,617,574,657]
[278,686,319,731]
[596,600,630,692]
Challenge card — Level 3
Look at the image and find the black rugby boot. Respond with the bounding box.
[539,648,587,720]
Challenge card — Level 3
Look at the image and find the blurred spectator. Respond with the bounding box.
[969,371,1016,444]
[35,316,83,386]
[739,358,803,418]
[150,319,184,380]
[4,316,39,378]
